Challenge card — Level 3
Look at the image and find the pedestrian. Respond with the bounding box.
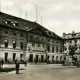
[1,59,4,68]
[63,60,65,66]
[0,62,1,69]
[15,60,20,74]
[24,60,27,67]
[15,59,18,64]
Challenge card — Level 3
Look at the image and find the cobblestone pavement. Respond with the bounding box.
[0,64,80,80]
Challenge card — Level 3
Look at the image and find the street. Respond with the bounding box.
[0,64,80,80]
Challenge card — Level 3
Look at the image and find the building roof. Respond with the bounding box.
[0,12,63,40]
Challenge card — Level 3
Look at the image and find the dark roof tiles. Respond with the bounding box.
[0,12,63,40]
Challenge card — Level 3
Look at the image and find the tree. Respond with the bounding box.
[69,45,77,58]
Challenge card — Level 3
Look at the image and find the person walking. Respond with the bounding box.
[24,60,27,67]
[1,59,4,68]
[15,60,20,74]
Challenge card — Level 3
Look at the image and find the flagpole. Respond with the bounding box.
[20,7,21,18]
[41,16,42,25]
[0,0,1,12]
[36,4,38,23]
[26,11,27,20]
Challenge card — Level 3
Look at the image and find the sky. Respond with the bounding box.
[1,0,80,37]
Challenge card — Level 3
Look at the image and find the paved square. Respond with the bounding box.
[0,64,80,80]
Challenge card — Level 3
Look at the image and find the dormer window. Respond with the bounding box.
[49,32,51,34]
[4,19,11,24]
[6,19,11,24]
[15,21,19,26]
[5,21,8,24]
[12,21,19,26]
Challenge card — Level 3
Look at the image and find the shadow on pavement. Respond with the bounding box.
[0,68,25,73]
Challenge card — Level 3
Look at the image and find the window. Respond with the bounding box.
[52,41,54,43]
[20,54,23,60]
[36,37,39,39]
[69,41,72,44]
[75,40,77,43]
[56,47,58,53]
[48,46,50,52]
[30,36,33,39]
[60,48,62,53]
[38,44,40,47]
[21,34,23,37]
[42,38,44,40]
[32,43,35,46]
[60,56,62,62]
[48,40,50,42]
[15,22,19,26]
[5,53,8,61]
[13,41,16,48]
[7,19,11,24]
[13,33,16,36]
[52,56,54,61]
[56,56,58,61]
[20,42,23,49]
[43,45,45,48]
[48,56,49,59]
[64,42,66,44]
[52,46,54,52]
[5,40,8,48]
[75,44,77,47]
[5,31,8,34]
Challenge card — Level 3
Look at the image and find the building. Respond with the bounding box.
[63,31,80,62]
[0,12,64,63]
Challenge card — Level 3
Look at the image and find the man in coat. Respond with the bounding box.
[15,60,20,74]
[1,59,4,68]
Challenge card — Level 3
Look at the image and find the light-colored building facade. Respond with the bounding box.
[0,12,64,63]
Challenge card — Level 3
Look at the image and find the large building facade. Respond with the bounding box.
[0,12,64,63]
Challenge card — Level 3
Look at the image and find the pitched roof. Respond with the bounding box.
[0,12,63,40]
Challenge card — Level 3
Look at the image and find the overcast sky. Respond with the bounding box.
[1,0,80,37]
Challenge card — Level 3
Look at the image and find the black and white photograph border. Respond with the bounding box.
[0,0,80,80]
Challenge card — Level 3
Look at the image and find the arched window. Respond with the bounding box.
[5,40,8,48]
[13,41,16,48]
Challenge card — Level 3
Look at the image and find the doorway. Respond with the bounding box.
[41,55,44,62]
[35,55,39,62]
[29,54,33,62]
[5,53,8,61]
[13,53,16,61]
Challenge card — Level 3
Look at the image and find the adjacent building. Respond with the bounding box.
[63,31,80,62]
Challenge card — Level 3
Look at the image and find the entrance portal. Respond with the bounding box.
[13,53,16,61]
[29,54,33,62]
[35,55,39,62]
[5,53,8,61]
[41,55,44,62]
